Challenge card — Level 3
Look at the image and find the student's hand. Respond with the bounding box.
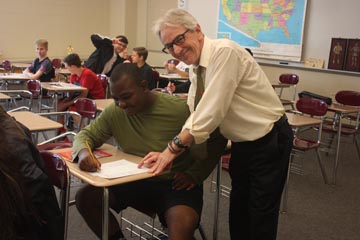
[172,172,196,190]
[167,63,177,73]
[139,148,174,175]
[166,82,176,93]
[78,149,101,172]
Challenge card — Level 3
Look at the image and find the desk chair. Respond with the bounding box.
[281,97,329,213]
[1,59,13,73]
[152,69,160,88]
[1,60,12,91]
[120,206,207,239]
[74,98,97,127]
[322,90,360,183]
[37,131,76,151]
[97,74,109,98]
[0,90,33,111]
[278,73,299,110]
[38,111,81,142]
[40,151,70,240]
[52,58,63,82]
[24,80,54,112]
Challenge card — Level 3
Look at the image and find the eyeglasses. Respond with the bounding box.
[162,29,190,54]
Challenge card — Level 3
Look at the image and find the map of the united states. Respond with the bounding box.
[222,0,295,39]
[217,0,307,61]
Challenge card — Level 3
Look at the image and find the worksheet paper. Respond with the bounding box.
[90,159,148,179]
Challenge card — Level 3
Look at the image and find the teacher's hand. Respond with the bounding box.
[138,148,175,175]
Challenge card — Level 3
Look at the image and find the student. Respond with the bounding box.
[165,59,191,93]
[140,9,294,240]
[84,34,128,76]
[57,53,104,127]
[73,63,226,240]
[0,106,63,240]
[23,39,55,82]
[130,47,155,89]
[165,59,190,78]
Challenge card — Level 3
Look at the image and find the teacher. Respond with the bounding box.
[139,8,293,240]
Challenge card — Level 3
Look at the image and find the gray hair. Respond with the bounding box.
[153,8,198,38]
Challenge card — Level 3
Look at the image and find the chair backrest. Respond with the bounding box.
[2,60,12,72]
[74,98,97,119]
[40,151,68,190]
[52,58,62,69]
[27,79,42,98]
[296,97,328,116]
[97,74,109,98]
[278,73,299,102]
[168,59,180,65]
[39,150,70,240]
[152,70,160,88]
[279,73,299,85]
[335,90,360,106]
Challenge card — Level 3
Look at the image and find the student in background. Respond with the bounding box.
[131,47,155,89]
[0,106,63,240]
[57,53,104,128]
[165,59,191,93]
[165,59,190,78]
[23,39,55,82]
[84,34,128,77]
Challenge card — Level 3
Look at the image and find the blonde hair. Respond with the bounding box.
[35,39,48,49]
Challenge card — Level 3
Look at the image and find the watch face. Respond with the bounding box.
[173,136,185,148]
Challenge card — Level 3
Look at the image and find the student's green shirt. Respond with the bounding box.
[72,92,226,184]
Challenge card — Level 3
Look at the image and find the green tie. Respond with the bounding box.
[194,66,204,110]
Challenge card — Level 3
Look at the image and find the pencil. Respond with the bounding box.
[85,140,98,167]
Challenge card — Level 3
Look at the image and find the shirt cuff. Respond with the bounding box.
[183,113,210,144]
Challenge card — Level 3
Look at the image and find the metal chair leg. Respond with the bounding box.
[213,161,221,240]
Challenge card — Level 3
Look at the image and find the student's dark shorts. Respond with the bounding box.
[110,178,203,225]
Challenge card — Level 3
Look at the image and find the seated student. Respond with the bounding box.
[167,80,191,94]
[57,53,104,128]
[73,63,226,240]
[165,59,189,78]
[165,60,191,93]
[84,34,128,77]
[0,106,63,240]
[130,47,155,89]
[23,39,55,83]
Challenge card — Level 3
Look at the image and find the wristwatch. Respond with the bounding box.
[172,135,187,149]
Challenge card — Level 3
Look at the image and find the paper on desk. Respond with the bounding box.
[90,159,148,179]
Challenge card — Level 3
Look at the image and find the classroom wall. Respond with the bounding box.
[184,0,360,99]
[2,0,359,99]
[0,0,117,61]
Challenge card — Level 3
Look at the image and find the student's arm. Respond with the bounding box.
[23,68,45,80]
[167,63,189,78]
[90,34,112,49]
[72,105,116,162]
